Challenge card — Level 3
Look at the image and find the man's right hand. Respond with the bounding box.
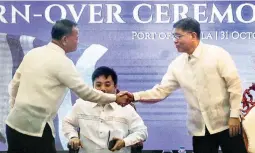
[69,137,82,150]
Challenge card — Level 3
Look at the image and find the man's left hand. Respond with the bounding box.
[110,138,125,152]
[228,117,241,137]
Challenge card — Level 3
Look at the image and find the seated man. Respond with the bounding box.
[62,66,148,153]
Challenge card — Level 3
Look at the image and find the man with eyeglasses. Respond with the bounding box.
[62,66,148,153]
[124,17,247,153]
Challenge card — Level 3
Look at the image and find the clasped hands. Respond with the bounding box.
[116,91,134,107]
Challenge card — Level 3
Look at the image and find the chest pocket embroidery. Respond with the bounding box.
[105,116,128,125]
[77,114,100,121]
[77,114,128,125]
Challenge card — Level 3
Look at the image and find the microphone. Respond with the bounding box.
[107,131,118,150]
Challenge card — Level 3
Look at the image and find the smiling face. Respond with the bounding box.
[172,28,198,54]
[93,75,117,94]
[172,18,201,54]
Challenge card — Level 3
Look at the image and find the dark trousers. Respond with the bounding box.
[193,128,247,153]
[6,124,57,153]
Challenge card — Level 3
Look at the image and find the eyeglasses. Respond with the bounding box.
[172,32,192,40]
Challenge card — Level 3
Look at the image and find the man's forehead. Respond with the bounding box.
[172,28,185,34]
[73,26,79,31]
[67,27,79,37]
[71,27,79,34]
[95,75,113,82]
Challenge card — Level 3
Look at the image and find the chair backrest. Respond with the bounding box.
[242,83,255,117]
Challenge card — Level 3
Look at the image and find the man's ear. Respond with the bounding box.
[191,32,198,40]
[61,36,68,46]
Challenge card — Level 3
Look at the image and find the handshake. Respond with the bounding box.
[115,91,134,107]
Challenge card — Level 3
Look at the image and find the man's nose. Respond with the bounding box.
[100,86,106,93]
[173,37,178,43]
